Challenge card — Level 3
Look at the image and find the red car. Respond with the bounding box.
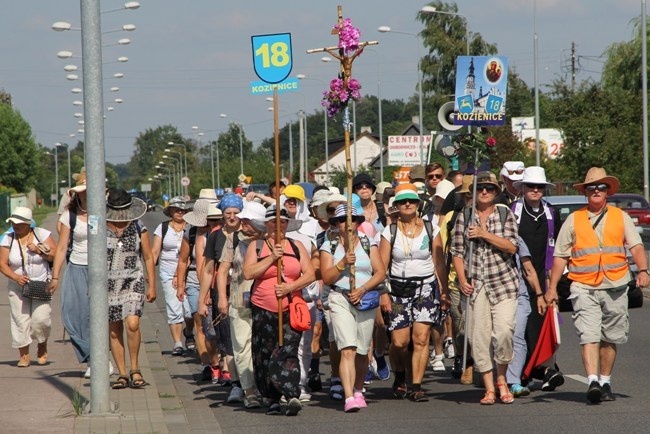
[606,193,650,240]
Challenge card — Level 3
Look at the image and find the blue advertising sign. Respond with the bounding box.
[454,56,508,126]
[251,33,293,84]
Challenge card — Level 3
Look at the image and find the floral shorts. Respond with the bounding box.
[388,280,445,331]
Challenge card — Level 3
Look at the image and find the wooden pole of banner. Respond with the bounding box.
[272,88,284,346]
[307,5,377,293]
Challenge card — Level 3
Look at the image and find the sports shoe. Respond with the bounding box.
[183,328,196,351]
[510,383,530,397]
[443,337,455,359]
[541,368,565,391]
[244,394,261,409]
[344,397,360,413]
[172,345,184,356]
[84,361,114,379]
[266,402,282,415]
[354,392,367,408]
[329,378,344,400]
[220,370,232,386]
[227,385,244,403]
[587,381,602,404]
[201,365,212,382]
[285,397,302,416]
[430,354,445,372]
[451,355,463,379]
[210,365,221,384]
[600,383,616,402]
[308,371,323,392]
[299,392,312,403]
[375,355,391,381]
[363,368,374,385]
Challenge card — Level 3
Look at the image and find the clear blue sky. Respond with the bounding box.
[0,0,641,164]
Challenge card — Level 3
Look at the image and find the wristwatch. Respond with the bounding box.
[639,269,649,275]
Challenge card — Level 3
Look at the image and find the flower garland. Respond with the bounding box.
[322,18,363,118]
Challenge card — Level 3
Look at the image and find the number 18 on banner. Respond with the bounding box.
[251,33,299,94]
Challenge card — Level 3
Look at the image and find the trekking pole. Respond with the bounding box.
[462,149,479,372]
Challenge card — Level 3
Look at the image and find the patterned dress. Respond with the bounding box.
[108,221,146,323]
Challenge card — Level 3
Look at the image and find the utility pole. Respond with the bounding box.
[571,41,576,93]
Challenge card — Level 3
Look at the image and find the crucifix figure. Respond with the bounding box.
[307,5,378,291]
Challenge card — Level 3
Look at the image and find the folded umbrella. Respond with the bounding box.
[523,304,561,380]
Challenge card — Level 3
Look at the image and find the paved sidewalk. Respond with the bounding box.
[0,212,185,433]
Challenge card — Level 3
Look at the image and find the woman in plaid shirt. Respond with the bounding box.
[451,172,519,405]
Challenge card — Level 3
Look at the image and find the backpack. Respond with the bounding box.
[416,193,436,219]
[388,219,434,274]
[66,210,77,263]
[442,204,510,269]
[255,237,301,262]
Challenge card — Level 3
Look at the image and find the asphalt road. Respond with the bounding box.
[141,210,650,434]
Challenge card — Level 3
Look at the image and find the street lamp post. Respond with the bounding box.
[56,142,72,188]
[165,148,184,193]
[297,73,331,184]
[155,166,172,199]
[378,26,425,165]
[167,142,187,195]
[420,6,470,56]
[158,161,176,196]
[163,155,181,195]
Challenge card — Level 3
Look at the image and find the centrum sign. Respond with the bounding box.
[387,135,433,166]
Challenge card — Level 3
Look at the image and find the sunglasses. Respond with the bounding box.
[427,173,444,180]
[525,183,546,190]
[585,183,609,193]
[284,198,297,205]
[172,208,187,213]
[355,183,373,190]
[394,198,418,205]
[507,168,524,175]
[326,206,337,214]
[478,184,498,193]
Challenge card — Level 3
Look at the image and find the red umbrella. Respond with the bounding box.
[523,304,561,380]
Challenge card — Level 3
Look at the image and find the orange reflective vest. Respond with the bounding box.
[567,206,628,285]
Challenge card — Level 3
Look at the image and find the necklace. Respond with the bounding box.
[522,201,544,222]
[109,223,129,247]
[399,219,419,237]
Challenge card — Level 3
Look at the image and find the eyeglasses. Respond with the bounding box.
[478,184,497,193]
[506,168,524,175]
[355,183,373,190]
[525,183,545,190]
[427,173,444,180]
[395,198,418,205]
[585,183,609,193]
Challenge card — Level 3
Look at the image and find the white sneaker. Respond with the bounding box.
[431,354,446,372]
[299,392,312,403]
[84,361,115,379]
[227,385,244,403]
[443,337,455,359]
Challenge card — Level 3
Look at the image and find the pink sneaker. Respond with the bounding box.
[344,397,360,413]
[354,392,367,408]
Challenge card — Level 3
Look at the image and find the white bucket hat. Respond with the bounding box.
[183,199,211,227]
[500,161,525,181]
[6,207,32,225]
[513,166,555,189]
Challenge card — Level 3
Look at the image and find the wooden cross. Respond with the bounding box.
[307,5,378,294]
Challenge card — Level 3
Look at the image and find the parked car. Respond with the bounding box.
[606,193,650,241]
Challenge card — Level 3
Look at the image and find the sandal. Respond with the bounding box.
[392,379,408,400]
[112,375,129,390]
[129,369,148,389]
[408,390,429,402]
[480,390,496,405]
[497,383,514,404]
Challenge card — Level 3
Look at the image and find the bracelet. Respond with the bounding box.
[335,262,346,272]
[536,293,544,298]
[51,278,59,280]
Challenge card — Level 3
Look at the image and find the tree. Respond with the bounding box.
[0,104,41,192]
[418,1,498,97]
[601,16,645,94]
